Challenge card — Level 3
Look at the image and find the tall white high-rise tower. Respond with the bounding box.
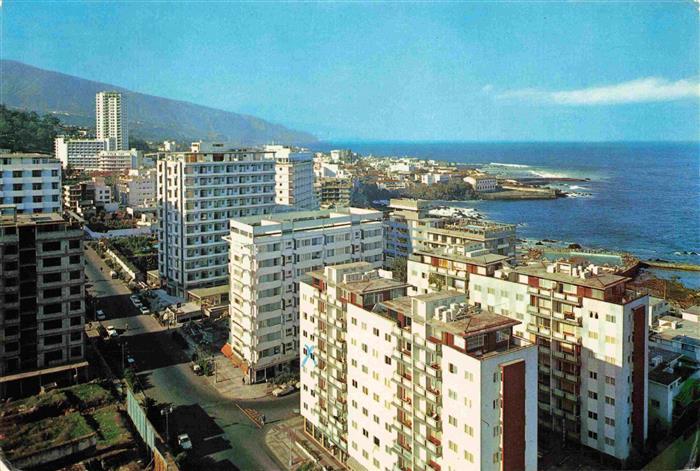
[96,91,128,150]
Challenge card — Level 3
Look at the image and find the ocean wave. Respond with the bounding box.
[529,170,570,179]
[488,162,530,168]
[569,185,589,190]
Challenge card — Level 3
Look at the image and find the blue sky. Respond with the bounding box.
[1,1,698,141]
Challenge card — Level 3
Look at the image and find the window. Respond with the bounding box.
[588,391,598,400]
[449,441,458,452]
[44,334,63,345]
[448,389,457,400]
[605,396,615,406]
[464,424,474,436]
[588,411,598,420]
[464,451,474,463]
[605,314,616,323]
[651,399,660,408]
[605,417,615,426]
[385,355,391,365]
[589,371,598,380]
[604,437,615,447]
[70,331,82,341]
[448,415,457,426]
[588,430,598,439]
[605,335,616,344]
[43,319,62,330]
[373,327,379,336]
[373,437,380,446]
[449,363,457,374]
[605,376,616,386]
[588,331,598,340]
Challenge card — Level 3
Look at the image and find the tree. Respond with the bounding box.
[428,273,446,291]
[391,257,408,282]
[0,105,64,153]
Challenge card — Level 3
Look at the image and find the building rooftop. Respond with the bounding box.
[0,152,56,159]
[649,348,686,386]
[654,317,700,346]
[431,308,520,338]
[232,207,380,228]
[187,284,230,298]
[413,246,509,266]
[515,264,628,289]
[0,207,67,226]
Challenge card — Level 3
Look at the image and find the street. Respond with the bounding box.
[85,245,299,470]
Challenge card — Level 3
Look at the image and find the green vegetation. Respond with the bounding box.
[391,257,408,282]
[87,215,139,233]
[428,272,446,291]
[69,382,112,409]
[91,405,130,447]
[401,180,475,201]
[0,105,64,153]
[1,413,92,458]
[351,182,395,207]
[110,236,158,272]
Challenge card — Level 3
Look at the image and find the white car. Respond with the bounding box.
[177,434,193,450]
[131,298,142,307]
[139,306,150,315]
[106,326,118,338]
[96,310,106,321]
[127,355,136,367]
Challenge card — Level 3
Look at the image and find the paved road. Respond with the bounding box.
[85,245,298,470]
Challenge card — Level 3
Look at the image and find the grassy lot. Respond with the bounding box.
[2,413,93,458]
[92,405,131,447]
[69,382,112,409]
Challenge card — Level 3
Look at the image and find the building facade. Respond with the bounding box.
[317,177,352,208]
[96,91,128,150]
[97,149,142,173]
[63,178,112,212]
[0,207,86,397]
[300,263,538,471]
[465,174,498,193]
[0,153,62,214]
[227,208,384,382]
[265,145,319,210]
[54,137,114,170]
[157,149,276,296]
[468,261,649,461]
[116,168,156,208]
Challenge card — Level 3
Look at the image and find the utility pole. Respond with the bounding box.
[161,406,173,443]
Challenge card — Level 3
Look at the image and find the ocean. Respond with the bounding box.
[312,141,700,287]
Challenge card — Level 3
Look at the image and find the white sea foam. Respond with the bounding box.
[569,185,589,190]
[529,170,569,179]
[488,162,530,168]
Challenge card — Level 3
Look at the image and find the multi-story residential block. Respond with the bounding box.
[407,245,509,295]
[0,153,62,214]
[227,208,384,382]
[384,198,516,266]
[264,145,318,210]
[63,177,112,212]
[0,206,86,398]
[96,149,142,173]
[116,168,156,208]
[96,91,128,150]
[54,136,115,170]
[157,149,276,296]
[300,263,538,471]
[384,199,435,266]
[468,261,649,461]
[317,177,352,208]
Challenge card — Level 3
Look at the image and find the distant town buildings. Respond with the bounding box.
[96,91,128,150]
[63,177,113,215]
[96,149,142,173]
[300,263,538,470]
[156,148,276,296]
[0,206,86,398]
[264,145,318,210]
[0,153,62,214]
[317,177,352,208]
[465,173,499,193]
[226,208,384,383]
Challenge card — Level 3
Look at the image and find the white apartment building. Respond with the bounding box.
[96,91,128,150]
[97,149,142,173]
[384,199,517,265]
[116,168,156,207]
[227,208,384,383]
[0,153,62,214]
[157,149,276,296]
[54,136,115,170]
[300,263,538,471]
[264,145,318,210]
[468,261,649,461]
[63,177,112,212]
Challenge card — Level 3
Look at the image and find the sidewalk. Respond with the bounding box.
[265,415,345,471]
[206,354,272,400]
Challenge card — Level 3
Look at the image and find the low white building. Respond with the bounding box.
[465,174,498,193]
[97,149,142,173]
[116,168,156,208]
[421,173,449,185]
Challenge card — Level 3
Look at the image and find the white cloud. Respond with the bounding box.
[481,84,494,93]
[496,77,700,105]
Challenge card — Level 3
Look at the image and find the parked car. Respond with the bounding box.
[106,326,118,338]
[126,355,136,367]
[96,309,106,321]
[272,384,295,397]
[191,364,203,375]
[110,270,118,279]
[177,434,193,450]
[139,306,150,315]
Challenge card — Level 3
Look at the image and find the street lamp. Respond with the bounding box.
[161,406,174,443]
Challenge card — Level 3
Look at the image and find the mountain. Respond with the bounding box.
[0,60,316,145]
